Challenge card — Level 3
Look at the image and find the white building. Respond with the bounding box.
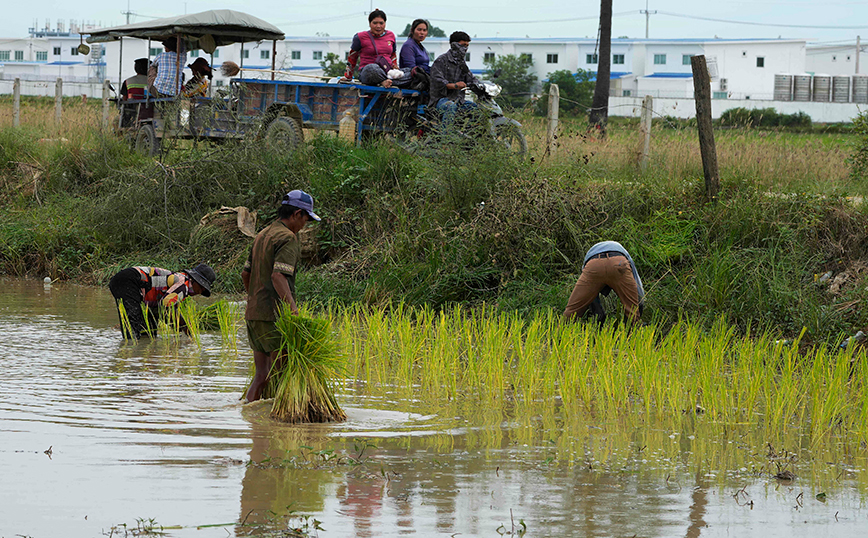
[0,21,106,96]
[806,42,864,75]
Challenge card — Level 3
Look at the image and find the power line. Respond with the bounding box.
[657,10,868,30]
[274,12,366,26]
[387,10,636,25]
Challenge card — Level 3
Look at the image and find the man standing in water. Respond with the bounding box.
[242,190,321,402]
[563,240,644,324]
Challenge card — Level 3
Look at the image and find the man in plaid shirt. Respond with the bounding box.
[151,39,187,97]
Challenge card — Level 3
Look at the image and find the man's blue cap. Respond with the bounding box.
[281,189,321,221]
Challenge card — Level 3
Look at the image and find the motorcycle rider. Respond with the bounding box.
[429,31,479,125]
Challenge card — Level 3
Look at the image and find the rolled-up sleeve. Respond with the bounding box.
[273,239,299,277]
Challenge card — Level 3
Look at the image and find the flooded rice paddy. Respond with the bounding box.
[2,278,867,537]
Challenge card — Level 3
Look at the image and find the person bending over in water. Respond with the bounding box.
[563,241,644,325]
[109,264,216,339]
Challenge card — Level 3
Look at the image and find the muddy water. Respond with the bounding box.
[2,278,867,537]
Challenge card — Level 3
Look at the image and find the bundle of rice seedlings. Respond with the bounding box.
[261,308,347,423]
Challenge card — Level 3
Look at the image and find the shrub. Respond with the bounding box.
[535,69,595,117]
[484,54,538,110]
[719,107,811,128]
[848,109,868,181]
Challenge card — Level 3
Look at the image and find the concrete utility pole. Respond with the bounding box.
[55,78,63,125]
[639,95,653,172]
[641,0,656,39]
[857,35,861,75]
[546,84,559,156]
[13,78,20,127]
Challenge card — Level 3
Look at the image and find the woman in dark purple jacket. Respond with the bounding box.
[399,19,431,73]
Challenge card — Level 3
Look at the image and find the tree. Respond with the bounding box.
[483,54,538,110]
[319,52,345,78]
[535,69,595,117]
[398,23,446,38]
[588,0,613,136]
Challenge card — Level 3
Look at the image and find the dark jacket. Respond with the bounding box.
[428,49,478,107]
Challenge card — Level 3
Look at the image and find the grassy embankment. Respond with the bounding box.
[1,96,867,342]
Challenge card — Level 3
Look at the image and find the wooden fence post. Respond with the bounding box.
[639,95,653,172]
[102,79,111,130]
[13,78,21,127]
[55,78,63,125]
[690,55,720,203]
[545,84,560,156]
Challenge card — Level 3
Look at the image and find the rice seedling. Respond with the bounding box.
[176,300,202,346]
[326,303,868,446]
[116,299,135,341]
[193,299,241,347]
[258,307,347,423]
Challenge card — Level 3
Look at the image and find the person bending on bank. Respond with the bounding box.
[109,264,216,339]
[428,31,479,125]
[563,241,645,324]
[242,190,321,402]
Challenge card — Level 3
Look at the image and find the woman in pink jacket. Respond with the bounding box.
[342,9,410,88]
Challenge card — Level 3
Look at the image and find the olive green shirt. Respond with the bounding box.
[244,220,300,321]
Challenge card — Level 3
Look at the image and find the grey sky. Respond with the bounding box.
[7,0,868,44]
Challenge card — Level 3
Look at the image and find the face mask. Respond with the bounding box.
[450,42,468,57]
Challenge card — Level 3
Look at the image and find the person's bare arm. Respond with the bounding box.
[271,271,298,315]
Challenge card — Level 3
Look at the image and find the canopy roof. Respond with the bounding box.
[86,9,284,45]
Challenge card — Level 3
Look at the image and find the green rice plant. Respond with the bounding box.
[195,301,223,331]
[266,308,347,423]
[853,353,868,442]
[764,339,806,429]
[136,301,154,338]
[116,299,135,341]
[391,303,419,387]
[589,324,633,409]
[631,324,662,415]
[557,323,594,407]
[513,314,544,402]
[808,347,853,439]
[729,328,766,422]
[176,300,202,346]
[425,308,461,399]
[215,301,241,349]
[321,303,868,447]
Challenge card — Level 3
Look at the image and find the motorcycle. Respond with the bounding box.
[465,80,528,157]
[395,74,528,158]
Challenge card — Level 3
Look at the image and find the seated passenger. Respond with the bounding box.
[429,31,479,124]
[342,9,411,88]
[150,38,187,97]
[399,19,431,74]
[120,58,151,126]
[121,58,149,100]
[182,58,213,98]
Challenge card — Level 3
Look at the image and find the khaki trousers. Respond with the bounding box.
[563,256,641,322]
